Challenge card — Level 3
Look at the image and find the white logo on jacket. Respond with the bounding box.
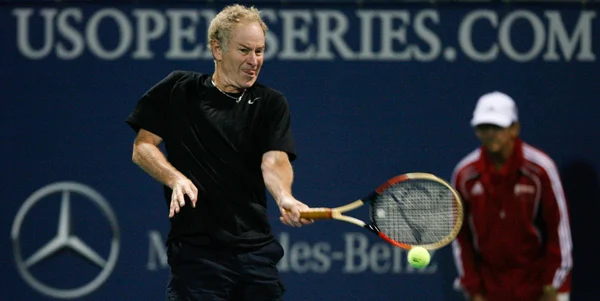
[514,184,536,195]
[471,182,483,196]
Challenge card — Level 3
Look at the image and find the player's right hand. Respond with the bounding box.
[278,196,313,227]
[169,177,198,218]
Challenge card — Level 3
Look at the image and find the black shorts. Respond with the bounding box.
[166,239,286,301]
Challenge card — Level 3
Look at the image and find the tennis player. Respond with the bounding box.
[126,4,312,300]
[451,92,573,301]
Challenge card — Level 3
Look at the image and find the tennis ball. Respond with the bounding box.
[407,247,431,269]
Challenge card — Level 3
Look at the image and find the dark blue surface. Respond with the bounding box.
[1,2,598,301]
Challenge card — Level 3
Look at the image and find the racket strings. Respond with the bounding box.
[371,179,459,246]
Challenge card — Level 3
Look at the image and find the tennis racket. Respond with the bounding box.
[300,172,463,250]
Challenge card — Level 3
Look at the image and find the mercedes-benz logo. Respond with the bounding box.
[11,182,120,299]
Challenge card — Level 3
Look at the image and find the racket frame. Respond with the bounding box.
[298,172,464,251]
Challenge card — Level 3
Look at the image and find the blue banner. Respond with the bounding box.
[1,2,598,301]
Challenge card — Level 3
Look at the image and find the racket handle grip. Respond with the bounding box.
[298,208,333,220]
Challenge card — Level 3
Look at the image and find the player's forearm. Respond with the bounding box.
[132,142,185,188]
[261,151,294,205]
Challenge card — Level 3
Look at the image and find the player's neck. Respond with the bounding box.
[212,71,242,94]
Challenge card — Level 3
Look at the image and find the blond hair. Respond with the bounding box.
[208,4,268,52]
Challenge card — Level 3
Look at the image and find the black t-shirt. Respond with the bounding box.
[126,70,296,249]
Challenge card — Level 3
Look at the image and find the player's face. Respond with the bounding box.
[217,22,265,91]
[475,123,519,155]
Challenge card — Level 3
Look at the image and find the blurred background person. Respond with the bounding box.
[451,92,573,301]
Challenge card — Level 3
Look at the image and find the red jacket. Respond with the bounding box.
[451,139,572,301]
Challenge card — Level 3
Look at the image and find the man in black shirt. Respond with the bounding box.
[126,4,312,300]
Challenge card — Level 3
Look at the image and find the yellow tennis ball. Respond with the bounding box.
[407,247,431,269]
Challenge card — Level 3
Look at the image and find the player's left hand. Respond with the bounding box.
[278,196,313,227]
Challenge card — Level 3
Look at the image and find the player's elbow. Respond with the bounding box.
[131,140,148,167]
[131,129,163,166]
[131,143,142,166]
[261,151,289,173]
[261,155,278,173]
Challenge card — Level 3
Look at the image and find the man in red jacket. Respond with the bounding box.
[451,92,573,301]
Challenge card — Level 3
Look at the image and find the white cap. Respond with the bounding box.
[470,91,518,127]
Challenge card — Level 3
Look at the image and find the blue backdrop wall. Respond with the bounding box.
[1,1,598,300]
